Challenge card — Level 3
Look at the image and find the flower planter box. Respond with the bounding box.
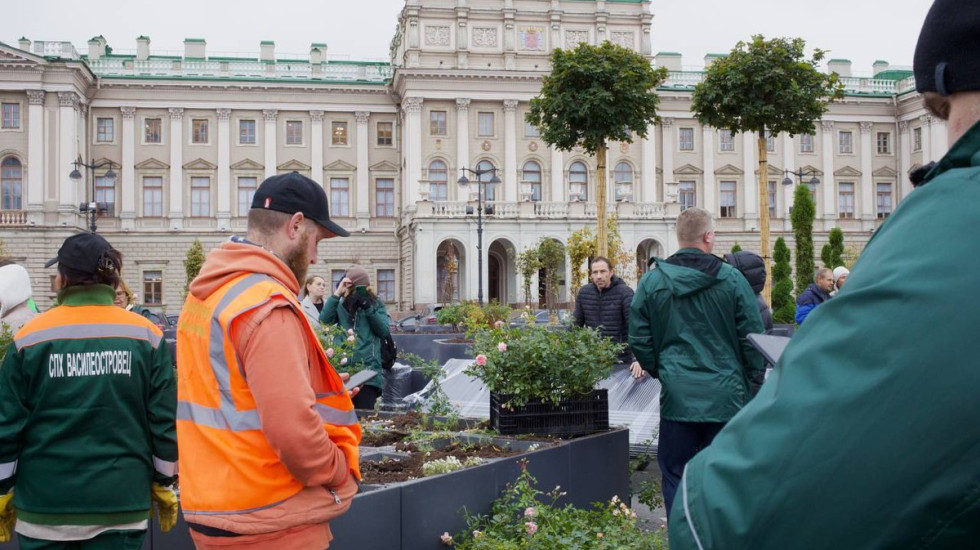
[490,389,610,437]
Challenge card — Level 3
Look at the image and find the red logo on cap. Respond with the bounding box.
[264,197,272,208]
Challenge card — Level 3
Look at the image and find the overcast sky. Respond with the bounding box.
[5,0,930,75]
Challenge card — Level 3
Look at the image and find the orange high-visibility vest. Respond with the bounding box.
[176,273,361,514]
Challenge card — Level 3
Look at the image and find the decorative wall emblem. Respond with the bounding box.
[518,26,546,51]
[435,139,442,151]
[565,30,589,50]
[610,32,634,50]
[481,140,492,151]
[425,26,451,46]
[472,27,498,48]
[620,142,630,154]
[529,141,538,152]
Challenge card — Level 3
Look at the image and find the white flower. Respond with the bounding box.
[340,357,348,365]
[325,348,335,358]
[440,532,453,545]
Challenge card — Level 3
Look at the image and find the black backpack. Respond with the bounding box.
[381,333,397,371]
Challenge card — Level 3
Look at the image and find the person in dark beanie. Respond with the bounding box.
[723,250,773,332]
[0,233,177,548]
[668,1,980,547]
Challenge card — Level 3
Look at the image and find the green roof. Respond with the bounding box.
[873,69,913,81]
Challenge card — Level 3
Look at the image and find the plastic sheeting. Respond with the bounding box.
[396,359,661,456]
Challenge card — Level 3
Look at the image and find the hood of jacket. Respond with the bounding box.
[189,238,300,300]
[0,264,32,318]
[651,249,725,298]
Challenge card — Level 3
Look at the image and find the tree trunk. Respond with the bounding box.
[757,135,772,306]
[596,142,608,258]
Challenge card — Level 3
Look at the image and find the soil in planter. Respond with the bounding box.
[360,410,470,432]
[360,442,521,484]
[360,430,406,447]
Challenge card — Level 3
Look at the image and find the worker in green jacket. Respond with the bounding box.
[669,1,980,547]
[629,207,764,520]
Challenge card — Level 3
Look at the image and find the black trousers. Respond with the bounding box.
[658,418,726,520]
[352,385,381,410]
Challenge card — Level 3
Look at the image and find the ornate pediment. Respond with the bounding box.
[92,157,120,170]
[0,44,46,66]
[714,163,744,176]
[278,159,312,172]
[673,163,703,176]
[324,159,356,172]
[134,158,169,170]
[369,160,399,172]
[230,158,264,171]
[183,158,218,171]
[754,164,786,176]
[873,166,898,178]
[833,166,862,177]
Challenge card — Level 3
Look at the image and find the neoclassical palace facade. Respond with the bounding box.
[0,0,940,311]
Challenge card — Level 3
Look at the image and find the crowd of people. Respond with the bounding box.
[0,1,976,547]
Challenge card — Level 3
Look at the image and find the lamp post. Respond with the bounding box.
[457,166,501,306]
[69,158,116,232]
[782,167,820,187]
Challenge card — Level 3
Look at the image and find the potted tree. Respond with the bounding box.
[468,325,622,437]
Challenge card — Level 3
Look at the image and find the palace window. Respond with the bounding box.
[330,178,349,217]
[376,178,394,217]
[1,157,22,210]
[142,177,163,217]
[428,160,448,201]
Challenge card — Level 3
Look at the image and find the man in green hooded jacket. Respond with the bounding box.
[669,1,980,547]
[629,207,764,520]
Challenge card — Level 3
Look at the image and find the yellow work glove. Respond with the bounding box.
[150,484,178,533]
[0,491,15,543]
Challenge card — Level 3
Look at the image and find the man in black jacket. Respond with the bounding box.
[573,257,636,366]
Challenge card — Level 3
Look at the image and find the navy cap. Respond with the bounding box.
[44,232,114,274]
[914,0,980,96]
[250,172,349,237]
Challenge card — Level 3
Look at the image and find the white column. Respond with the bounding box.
[120,106,137,230]
[930,117,947,158]
[781,134,794,224]
[57,92,78,217]
[898,121,912,199]
[859,122,874,223]
[310,110,324,184]
[701,126,715,216]
[168,107,184,228]
[919,115,932,164]
[641,122,656,202]
[456,98,470,194]
[263,109,278,179]
[403,98,423,209]
[550,145,564,202]
[660,118,675,204]
[26,90,45,222]
[503,99,518,201]
[414,227,436,304]
[216,108,232,229]
[742,131,757,220]
[355,111,371,227]
[820,121,835,220]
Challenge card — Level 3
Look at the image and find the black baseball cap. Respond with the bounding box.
[250,172,349,237]
[44,232,113,274]
[914,0,980,96]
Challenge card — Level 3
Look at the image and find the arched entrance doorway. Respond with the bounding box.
[635,239,664,281]
[436,240,465,303]
[487,239,516,305]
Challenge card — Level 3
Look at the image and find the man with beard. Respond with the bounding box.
[176,172,362,550]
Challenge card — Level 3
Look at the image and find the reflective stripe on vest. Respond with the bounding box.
[177,273,360,514]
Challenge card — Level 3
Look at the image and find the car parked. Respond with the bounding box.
[393,303,454,333]
[508,309,574,329]
[143,310,177,363]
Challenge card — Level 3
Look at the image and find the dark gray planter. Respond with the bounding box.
[392,333,472,365]
[331,427,630,550]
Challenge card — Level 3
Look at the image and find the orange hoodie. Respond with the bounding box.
[183,240,358,545]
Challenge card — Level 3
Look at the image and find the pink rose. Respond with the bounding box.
[440,532,453,545]
[525,521,538,535]
[524,507,535,517]
[347,335,356,342]
[475,354,487,366]
[325,348,335,358]
[497,342,507,352]
[347,328,355,336]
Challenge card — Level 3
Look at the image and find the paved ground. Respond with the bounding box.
[630,459,669,532]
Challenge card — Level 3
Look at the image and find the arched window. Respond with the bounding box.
[429,160,448,201]
[522,161,542,202]
[614,162,633,201]
[476,159,497,201]
[569,161,588,201]
[1,157,22,210]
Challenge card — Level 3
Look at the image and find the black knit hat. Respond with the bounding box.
[251,171,349,237]
[914,0,980,96]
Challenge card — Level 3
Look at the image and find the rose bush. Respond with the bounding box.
[467,325,622,407]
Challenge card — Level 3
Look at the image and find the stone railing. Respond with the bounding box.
[665,70,918,96]
[417,201,671,220]
[86,58,392,83]
[0,210,28,225]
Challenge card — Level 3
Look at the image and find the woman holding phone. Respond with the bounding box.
[320,265,391,409]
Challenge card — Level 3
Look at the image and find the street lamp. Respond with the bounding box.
[457,166,501,306]
[69,158,116,232]
[782,167,820,187]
